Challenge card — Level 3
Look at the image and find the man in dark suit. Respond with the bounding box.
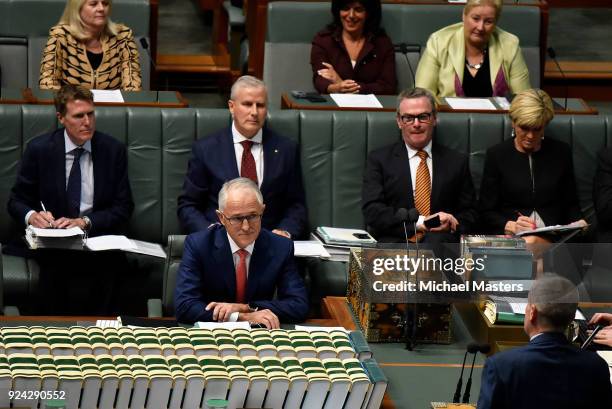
[175,178,309,327]
[594,147,612,242]
[177,75,307,239]
[362,87,476,243]
[478,275,612,409]
[6,84,134,314]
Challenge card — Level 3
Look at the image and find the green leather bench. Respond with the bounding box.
[263,1,543,107]
[0,0,152,90]
[1,105,610,313]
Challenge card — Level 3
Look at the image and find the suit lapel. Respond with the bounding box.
[260,128,277,194]
[430,143,443,211]
[213,229,237,298]
[450,28,466,86]
[52,130,68,213]
[222,128,240,179]
[91,133,103,209]
[488,31,503,87]
[246,232,268,301]
[393,143,415,208]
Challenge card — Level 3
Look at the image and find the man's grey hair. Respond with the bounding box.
[218,177,264,211]
[528,274,579,332]
[230,75,267,100]
[396,87,437,115]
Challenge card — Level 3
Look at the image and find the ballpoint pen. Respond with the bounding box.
[40,201,52,227]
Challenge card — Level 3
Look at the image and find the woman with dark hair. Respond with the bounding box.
[310,0,396,94]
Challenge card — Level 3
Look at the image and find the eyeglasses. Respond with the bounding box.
[220,212,263,226]
[398,112,433,124]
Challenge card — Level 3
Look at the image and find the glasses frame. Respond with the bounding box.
[398,112,434,125]
[219,211,263,226]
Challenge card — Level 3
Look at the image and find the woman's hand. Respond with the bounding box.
[504,216,536,235]
[327,80,361,94]
[318,62,342,84]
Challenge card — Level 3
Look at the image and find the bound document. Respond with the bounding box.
[25,226,84,250]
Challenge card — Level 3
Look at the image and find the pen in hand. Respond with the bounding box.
[40,201,54,228]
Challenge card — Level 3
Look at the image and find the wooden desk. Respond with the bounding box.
[281,93,599,115]
[0,88,189,108]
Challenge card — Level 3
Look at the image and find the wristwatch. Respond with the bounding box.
[82,216,92,231]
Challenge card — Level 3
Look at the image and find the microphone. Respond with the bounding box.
[139,38,159,97]
[546,47,568,111]
[453,343,480,403]
[394,43,421,88]
[462,343,491,403]
[397,208,420,350]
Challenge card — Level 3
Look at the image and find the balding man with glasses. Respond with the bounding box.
[362,87,477,244]
[174,178,309,327]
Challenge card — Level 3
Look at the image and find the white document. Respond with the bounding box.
[330,93,383,108]
[493,96,511,110]
[27,226,84,237]
[447,0,467,3]
[508,299,585,320]
[95,319,121,328]
[194,321,251,330]
[129,239,167,258]
[445,97,498,110]
[92,89,125,103]
[85,236,167,258]
[294,241,331,258]
[294,325,348,332]
[86,235,136,251]
[515,220,585,237]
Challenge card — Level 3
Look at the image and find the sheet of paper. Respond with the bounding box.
[330,93,383,108]
[294,241,331,258]
[295,325,348,332]
[129,239,167,258]
[27,226,84,237]
[508,300,585,320]
[493,96,511,110]
[86,235,136,251]
[445,97,498,110]
[194,321,251,330]
[92,89,125,103]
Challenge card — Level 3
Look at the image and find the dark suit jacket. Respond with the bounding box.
[7,129,133,237]
[177,127,307,238]
[362,141,477,242]
[479,138,582,234]
[174,225,309,324]
[310,29,396,95]
[478,332,612,409]
[594,147,612,242]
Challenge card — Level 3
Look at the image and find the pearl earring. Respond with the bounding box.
[511,128,515,138]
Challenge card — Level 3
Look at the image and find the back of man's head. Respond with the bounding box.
[54,84,94,116]
[528,274,579,332]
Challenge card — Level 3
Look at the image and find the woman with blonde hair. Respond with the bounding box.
[415,0,530,98]
[39,0,141,90]
[478,89,586,236]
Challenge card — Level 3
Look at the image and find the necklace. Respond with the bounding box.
[466,48,487,70]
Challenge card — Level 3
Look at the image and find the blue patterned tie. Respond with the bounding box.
[66,147,84,218]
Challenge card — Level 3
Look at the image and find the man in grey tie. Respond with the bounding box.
[7,84,134,314]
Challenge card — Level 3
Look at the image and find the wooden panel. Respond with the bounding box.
[545,61,612,80]
[156,54,231,73]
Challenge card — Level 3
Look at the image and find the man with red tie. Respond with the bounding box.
[174,178,309,327]
[177,75,307,239]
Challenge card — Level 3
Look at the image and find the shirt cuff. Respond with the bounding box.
[25,210,35,226]
[417,215,425,229]
[229,312,239,322]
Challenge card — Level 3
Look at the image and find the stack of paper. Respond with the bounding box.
[316,226,377,247]
[25,226,84,250]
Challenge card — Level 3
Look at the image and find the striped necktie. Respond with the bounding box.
[411,150,430,242]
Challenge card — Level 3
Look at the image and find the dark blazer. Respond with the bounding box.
[7,129,133,237]
[362,140,477,241]
[478,332,612,409]
[594,147,612,242]
[310,29,396,95]
[479,138,582,234]
[177,127,307,238]
[174,225,309,324]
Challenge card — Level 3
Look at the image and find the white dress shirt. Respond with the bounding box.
[226,233,255,322]
[405,140,433,227]
[232,122,264,186]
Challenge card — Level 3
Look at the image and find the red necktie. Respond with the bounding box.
[235,249,248,303]
[240,140,258,184]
